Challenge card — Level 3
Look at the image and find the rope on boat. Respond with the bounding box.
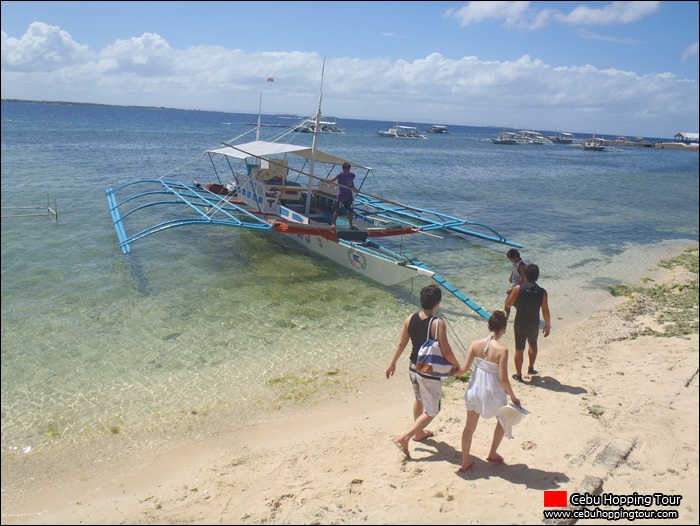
[404,254,490,321]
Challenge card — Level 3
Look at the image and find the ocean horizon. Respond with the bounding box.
[2,99,698,484]
[1,98,677,142]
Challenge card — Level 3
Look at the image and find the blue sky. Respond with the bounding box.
[1,1,698,137]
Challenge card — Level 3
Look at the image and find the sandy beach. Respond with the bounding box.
[2,246,698,525]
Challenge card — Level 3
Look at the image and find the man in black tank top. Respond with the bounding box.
[385,284,460,458]
[504,264,552,381]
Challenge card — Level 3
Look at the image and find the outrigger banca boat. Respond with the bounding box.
[106,99,521,319]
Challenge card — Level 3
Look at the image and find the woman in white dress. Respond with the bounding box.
[456,310,521,472]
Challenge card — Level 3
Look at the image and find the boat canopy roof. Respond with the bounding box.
[206,140,370,170]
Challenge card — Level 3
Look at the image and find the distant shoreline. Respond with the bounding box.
[2,97,187,112]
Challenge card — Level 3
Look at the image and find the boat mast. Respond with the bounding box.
[304,58,325,215]
[255,93,263,141]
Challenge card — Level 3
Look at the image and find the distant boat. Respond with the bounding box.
[491,131,521,145]
[294,117,344,134]
[548,132,574,144]
[377,124,427,139]
[608,136,651,147]
[427,125,449,134]
[519,130,553,145]
[242,122,290,128]
[582,139,606,151]
[582,135,622,152]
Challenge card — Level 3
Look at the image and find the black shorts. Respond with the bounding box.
[514,323,539,351]
[335,200,353,213]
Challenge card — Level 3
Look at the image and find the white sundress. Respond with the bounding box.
[464,336,506,419]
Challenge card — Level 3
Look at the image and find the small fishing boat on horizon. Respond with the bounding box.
[581,135,623,152]
[377,124,427,139]
[427,125,449,134]
[490,131,521,145]
[519,130,553,145]
[548,132,575,144]
[294,117,344,134]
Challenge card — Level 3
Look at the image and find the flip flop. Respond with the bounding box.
[458,463,474,473]
[486,457,504,463]
[413,430,434,442]
[512,374,523,382]
[528,368,539,375]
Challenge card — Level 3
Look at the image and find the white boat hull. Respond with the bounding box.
[286,233,430,286]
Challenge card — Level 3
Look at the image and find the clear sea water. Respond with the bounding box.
[1,100,698,478]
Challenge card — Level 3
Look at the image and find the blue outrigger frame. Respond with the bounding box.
[353,195,520,247]
[106,180,274,254]
[106,156,522,321]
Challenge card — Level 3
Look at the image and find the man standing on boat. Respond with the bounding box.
[330,162,356,229]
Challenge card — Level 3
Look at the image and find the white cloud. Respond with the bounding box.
[682,42,699,61]
[1,22,94,71]
[1,22,697,137]
[447,1,661,30]
[559,1,661,26]
[99,33,174,75]
[447,1,539,29]
[576,30,642,45]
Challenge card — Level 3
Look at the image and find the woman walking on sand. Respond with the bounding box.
[456,310,520,472]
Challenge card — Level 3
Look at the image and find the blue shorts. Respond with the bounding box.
[514,323,540,351]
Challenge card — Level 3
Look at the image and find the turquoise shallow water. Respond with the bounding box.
[1,100,698,473]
